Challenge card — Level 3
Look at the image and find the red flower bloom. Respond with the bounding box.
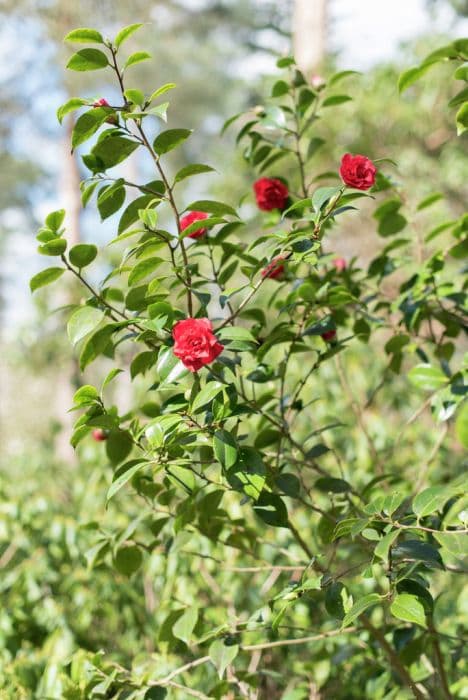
[339,153,376,191]
[333,257,347,272]
[172,318,223,372]
[321,329,337,342]
[92,429,108,442]
[180,211,209,239]
[253,177,289,211]
[261,256,286,280]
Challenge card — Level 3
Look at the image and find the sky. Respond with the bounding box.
[1,0,467,332]
[331,0,467,68]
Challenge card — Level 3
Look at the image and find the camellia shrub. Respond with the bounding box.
[25,24,467,699]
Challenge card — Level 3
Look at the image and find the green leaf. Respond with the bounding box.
[173,607,198,645]
[128,257,164,286]
[398,64,433,93]
[107,460,148,501]
[271,79,289,97]
[213,430,238,469]
[38,238,67,256]
[97,184,126,220]
[448,86,468,108]
[156,346,187,384]
[454,63,468,81]
[67,306,104,345]
[408,364,449,392]
[217,326,257,344]
[456,102,468,135]
[88,135,139,172]
[417,192,443,211]
[322,94,352,107]
[390,593,426,627]
[209,639,239,679]
[80,324,117,370]
[73,384,99,406]
[341,594,382,628]
[413,486,451,518]
[312,186,341,212]
[124,51,152,69]
[67,48,109,71]
[72,107,112,149]
[114,23,143,48]
[147,102,170,122]
[186,200,239,218]
[113,544,143,576]
[118,195,155,234]
[106,430,134,465]
[124,88,145,106]
[455,402,468,448]
[174,163,215,184]
[253,493,288,528]
[57,98,87,124]
[374,529,399,562]
[433,532,468,557]
[315,477,351,493]
[46,209,66,231]
[69,243,97,268]
[153,128,192,155]
[276,56,295,68]
[329,70,361,86]
[192,382,224,413]
[392,540,444,569]
[30,267,65,292]
[149,83,177,101]
[65,28,104,43]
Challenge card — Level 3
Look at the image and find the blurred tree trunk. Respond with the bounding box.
[293,0,327,77]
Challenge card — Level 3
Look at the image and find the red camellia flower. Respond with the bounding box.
[321,329,337,342]
[339,153,376,191]
[180,211,209,239]
[333,257,347,272]
[253,177,289,211]
[172,318,223,372]
[92,429,108,442]
[261,256,286,280]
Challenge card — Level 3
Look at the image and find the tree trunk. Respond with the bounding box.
[293,0,327,77]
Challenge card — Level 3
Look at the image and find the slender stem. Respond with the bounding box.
[109,45,193,317]
[242,626,357,651]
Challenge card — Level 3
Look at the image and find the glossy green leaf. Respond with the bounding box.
[341,593,381,628]
[153,128,192,155]
[106,460,148,502]
[30,267,65,292]
[390,593,426,627]
[114,23,143,48]
[69,243,98,268]
[408,364,449,391]
[67,306,104,345]
[124,51,152,69]
[213,430,238,469]
[65,28,104,43]
[67,48,108,71]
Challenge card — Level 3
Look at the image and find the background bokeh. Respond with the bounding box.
[0,3,466,697]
